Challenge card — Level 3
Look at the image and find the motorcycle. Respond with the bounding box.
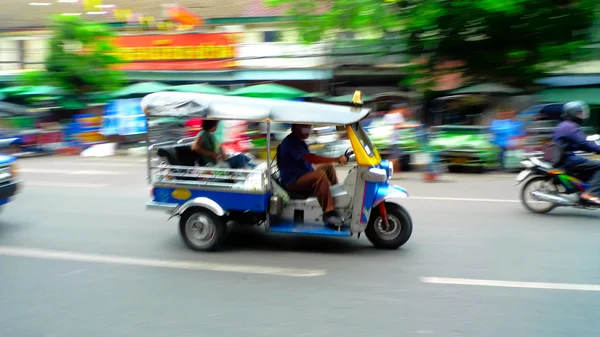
[516,135,600,213]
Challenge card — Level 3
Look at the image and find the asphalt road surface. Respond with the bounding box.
[1,156,600,337]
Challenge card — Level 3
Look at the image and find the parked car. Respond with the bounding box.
[428,125,501,173]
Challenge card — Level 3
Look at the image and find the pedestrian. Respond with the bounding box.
[383,104,407,173]
[490,107,525,169]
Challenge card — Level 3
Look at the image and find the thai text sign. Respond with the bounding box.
[112,33,239,70]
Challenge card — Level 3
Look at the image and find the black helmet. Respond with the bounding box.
[561,101,590,124]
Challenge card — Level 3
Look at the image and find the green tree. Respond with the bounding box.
[266,0,598,88]
[20,15,125,99]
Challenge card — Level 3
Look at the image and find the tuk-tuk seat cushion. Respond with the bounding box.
[273,176,311,200]
[270,164,312,200]
[268,177,290,203]
[157,147,179,166]
[286,190,311,200]
[174,144,199,167]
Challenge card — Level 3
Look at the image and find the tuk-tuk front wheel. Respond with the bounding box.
[365,203,412,250]
[179,208,227,252]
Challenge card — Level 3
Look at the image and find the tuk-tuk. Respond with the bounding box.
[142,91,413,251]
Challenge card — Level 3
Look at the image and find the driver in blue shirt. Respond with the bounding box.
[279,124,348,227]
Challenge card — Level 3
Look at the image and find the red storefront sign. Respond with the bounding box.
[112,33,239,71]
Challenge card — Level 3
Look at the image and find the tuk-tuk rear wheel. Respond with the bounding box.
[365,203,412,250]
[179,208,227,252]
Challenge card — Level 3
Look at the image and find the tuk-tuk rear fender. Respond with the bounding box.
[169,197,225,220]
[373,184,409,208]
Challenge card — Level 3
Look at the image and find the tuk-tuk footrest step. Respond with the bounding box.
[268,222,351,237]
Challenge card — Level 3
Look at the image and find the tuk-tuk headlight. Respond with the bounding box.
[9,163,18,178]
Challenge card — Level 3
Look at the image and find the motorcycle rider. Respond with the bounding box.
[552,101,600,204]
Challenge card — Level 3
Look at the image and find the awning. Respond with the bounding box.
[536,88,600,105]
[537,76,600,87]
[448,83,523,95]
[325,94,375,103]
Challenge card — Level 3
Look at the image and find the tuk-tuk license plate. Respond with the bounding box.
[451,158,467,164]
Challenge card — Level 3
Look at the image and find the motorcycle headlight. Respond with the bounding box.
[9,163,18,178]
[388,161,394,177]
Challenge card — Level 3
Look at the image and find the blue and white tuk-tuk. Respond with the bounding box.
[142,91,413,251]
[0,153,20,209]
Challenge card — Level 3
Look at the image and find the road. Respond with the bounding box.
[1,156,600,337]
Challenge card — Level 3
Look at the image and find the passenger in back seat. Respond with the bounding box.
[191,120,255,169]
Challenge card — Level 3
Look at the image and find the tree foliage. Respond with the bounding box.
[266,0,598,87]
[20,15,125,96]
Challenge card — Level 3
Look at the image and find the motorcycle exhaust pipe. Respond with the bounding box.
[531,191,573,206]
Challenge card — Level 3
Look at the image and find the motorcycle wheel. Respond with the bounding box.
[520,176,558,214]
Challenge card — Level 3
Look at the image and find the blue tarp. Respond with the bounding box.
[101,98,147,136]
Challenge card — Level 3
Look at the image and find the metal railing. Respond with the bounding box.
[149,159,268,193]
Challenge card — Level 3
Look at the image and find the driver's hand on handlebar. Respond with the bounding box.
[337,155,348,165]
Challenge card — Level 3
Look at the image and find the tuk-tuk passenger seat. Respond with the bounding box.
[157,147,179,166]
[174,144,202,166]
[157,144,205,167]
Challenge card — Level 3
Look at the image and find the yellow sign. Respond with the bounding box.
[83,0,102,11]
[171,189,192,200]
[114,45,236,62]
[138,16,156,26]
[114,9,132,21]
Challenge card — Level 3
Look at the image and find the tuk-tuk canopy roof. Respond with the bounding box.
[141,91,371,124]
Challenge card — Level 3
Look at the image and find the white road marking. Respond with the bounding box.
[69,170,126,175]
[0,246,326,277]
[18,168,128,175]
[18,168,67,174]
[26,181,109,188]
[410,196,518,203]
[421,277,600,292]
[45,162,140,168]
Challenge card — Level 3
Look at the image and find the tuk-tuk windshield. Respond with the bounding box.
[351,122,376,157]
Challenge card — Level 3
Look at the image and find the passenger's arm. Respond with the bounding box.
[191,136,219,159]
[567,125,600,153]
